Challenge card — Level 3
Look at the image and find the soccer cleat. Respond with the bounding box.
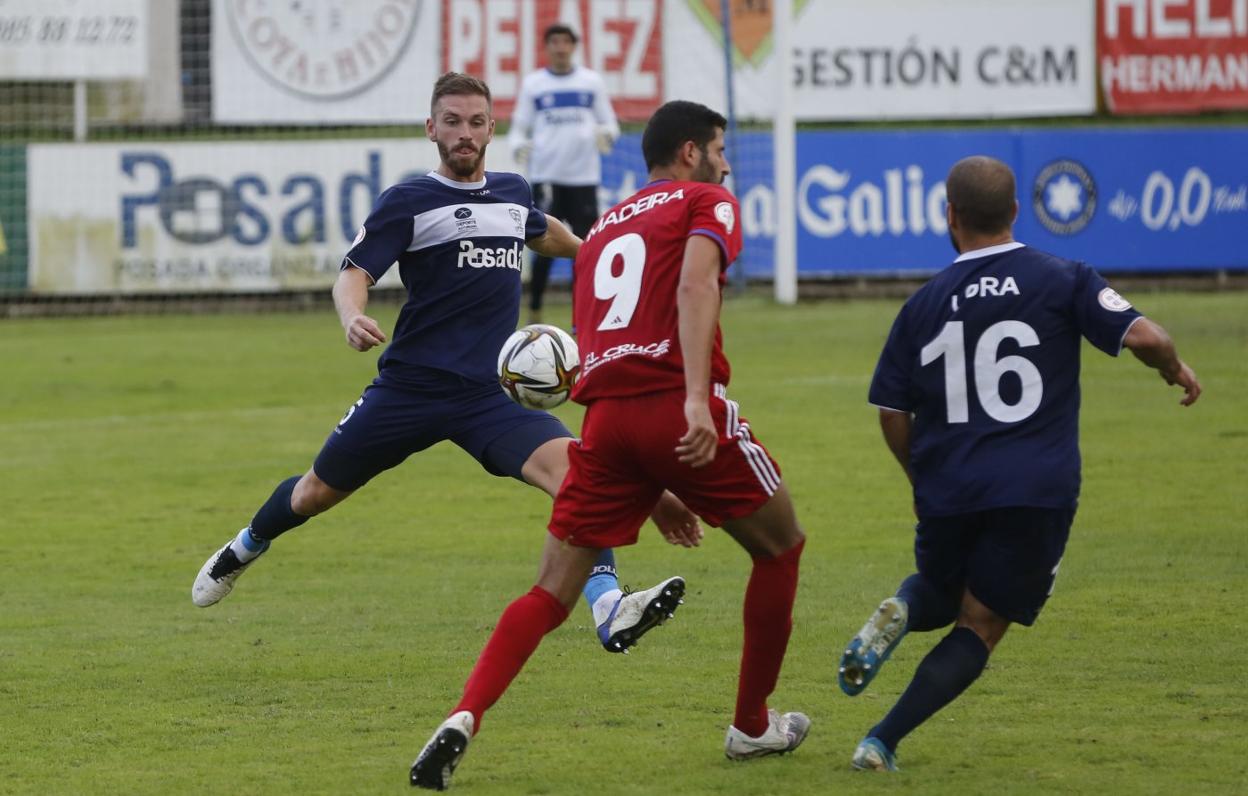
[724,709,812,760]
[838,596,909,696]
[410,711,474,790]
[597,576,686,653]
[851,736,898,772]
[191,533,267,607]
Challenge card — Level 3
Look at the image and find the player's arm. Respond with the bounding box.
[334,265,387,352]
[878,408,915,486]
[1122,317,1201,406]
[591,73,620,153]
[675,235,722,468]
[508,79,535,164]
[527,214,581,259]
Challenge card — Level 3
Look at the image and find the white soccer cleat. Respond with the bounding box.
[410,710,474,790]
[597,576,686,653]
[724,709,812,760]
[191,533,266,607]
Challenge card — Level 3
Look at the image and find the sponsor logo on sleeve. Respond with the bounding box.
[1098,287,1132,312]
[714,201,735,234]
[351,226,366,248]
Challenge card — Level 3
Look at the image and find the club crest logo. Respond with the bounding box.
[509,207,524,235]
[715,201,735,234]
[227,0,422,100]
[1033,159,1097,236]
[1097,287,1132,312]
[686,0,811,67]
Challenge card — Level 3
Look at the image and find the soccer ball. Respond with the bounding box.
[497,324,580,410]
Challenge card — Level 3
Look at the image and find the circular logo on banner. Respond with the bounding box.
[1033,159,1097,236]
[1097,287,1133,312]
[228,0,422,100]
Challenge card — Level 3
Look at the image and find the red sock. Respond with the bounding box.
[454,586,569,731]
[733,539,804,737]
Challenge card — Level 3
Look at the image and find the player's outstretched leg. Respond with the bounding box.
[412,536,596,787]
[838,596,909,696]
[839,573,961,695]
[596,575,686,653]
[191,475,314,606]
[410,711,474,791]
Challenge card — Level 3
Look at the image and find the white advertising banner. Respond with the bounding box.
[0,0,148,80]
[666,0,1097,120]
[211,0,442,124]
[28,137,521,293]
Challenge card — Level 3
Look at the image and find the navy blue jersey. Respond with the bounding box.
[343,170,548,387]
[869,243,1143,516]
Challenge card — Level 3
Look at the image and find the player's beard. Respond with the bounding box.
[438,140,487,179]
[691,154,722,185]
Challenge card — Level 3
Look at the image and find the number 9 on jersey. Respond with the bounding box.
[497,324,581,410]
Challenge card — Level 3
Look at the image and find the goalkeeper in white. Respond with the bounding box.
[508,22,619,324]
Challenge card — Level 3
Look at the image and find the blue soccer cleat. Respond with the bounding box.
[838,597,908,696]
[597,576,685,653]
[851,736,898,772]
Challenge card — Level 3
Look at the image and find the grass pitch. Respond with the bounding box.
[1,292,1245,795]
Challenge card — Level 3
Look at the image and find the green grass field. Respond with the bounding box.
[2,292,1245,795]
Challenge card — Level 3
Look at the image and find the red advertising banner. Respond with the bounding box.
[441,0,663,121]
[1100,0,1248,113]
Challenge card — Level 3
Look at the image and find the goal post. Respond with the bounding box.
[772,0,797,305]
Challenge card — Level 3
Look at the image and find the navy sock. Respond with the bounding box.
[248,476,310,542]
[870,626,989,752]
[897,573,960,632]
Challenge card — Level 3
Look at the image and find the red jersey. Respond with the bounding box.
[571,179,743,403]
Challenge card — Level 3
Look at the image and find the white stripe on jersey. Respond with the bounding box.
[408,202,531,253]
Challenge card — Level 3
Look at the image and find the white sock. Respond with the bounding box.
[591,589,623,626]
[227,527,266,563]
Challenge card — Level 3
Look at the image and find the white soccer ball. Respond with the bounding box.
[497,324,580,410]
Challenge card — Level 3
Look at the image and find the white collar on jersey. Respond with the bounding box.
[426,171,487,191]
[953,240,1025,263]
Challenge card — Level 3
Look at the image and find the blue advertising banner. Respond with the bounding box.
[594,126,1248,277]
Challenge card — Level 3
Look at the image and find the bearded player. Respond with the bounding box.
[411,100,809,790]
[190,73,700,655]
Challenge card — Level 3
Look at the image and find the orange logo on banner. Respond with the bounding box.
[687,0,809,66]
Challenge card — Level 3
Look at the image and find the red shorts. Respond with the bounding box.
[549,385,782,548]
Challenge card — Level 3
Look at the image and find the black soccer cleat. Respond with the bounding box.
[411,711,474,790]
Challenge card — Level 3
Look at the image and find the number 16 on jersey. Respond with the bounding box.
[921,320,1044,424]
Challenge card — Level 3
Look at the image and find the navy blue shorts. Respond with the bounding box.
[312,380,572,492]
[914,506,1075,626]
